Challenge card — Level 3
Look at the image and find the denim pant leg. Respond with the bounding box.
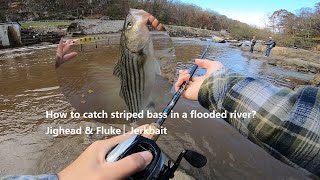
[250,45,254,53]
[265,48,271,57]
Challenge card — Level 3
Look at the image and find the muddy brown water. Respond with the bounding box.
[0,32,314,179]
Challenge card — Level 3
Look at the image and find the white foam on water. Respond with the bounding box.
[24,86,60,93]
[0,44,58,55]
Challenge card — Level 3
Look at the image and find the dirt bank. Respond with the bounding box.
[242,44,320,74]
[72,19,124,34]
[164,25,219,37]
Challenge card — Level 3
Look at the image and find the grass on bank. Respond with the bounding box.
[21,21,72,28]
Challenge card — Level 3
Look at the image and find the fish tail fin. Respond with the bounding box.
[155,60,161,75]
[146,101,155,112]
[141,101,155,120]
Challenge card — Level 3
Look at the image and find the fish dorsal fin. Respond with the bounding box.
[113,62,126,99]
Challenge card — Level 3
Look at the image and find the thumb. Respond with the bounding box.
[195,59,212,69]
[109,151,153,179]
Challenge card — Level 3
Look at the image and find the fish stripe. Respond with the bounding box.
[134,57,142,114]
[124,50,133,113]
[119,47,146,120]
[137,59,142,110]
[132,57,139,112]
[122,51,130,113]
[127,53,136,113]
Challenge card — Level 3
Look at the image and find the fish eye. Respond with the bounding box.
[127,22,132,29]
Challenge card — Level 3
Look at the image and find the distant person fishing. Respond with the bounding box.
[250,36,256,53]
[265,36,276,57]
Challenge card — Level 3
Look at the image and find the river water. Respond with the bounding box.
[0,32,314,179]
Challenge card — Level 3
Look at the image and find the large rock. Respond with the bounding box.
[231,42,242,47]
[212,35,225,43]
[226,39,238,43]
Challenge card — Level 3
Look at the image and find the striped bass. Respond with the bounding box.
[113,9,166,122]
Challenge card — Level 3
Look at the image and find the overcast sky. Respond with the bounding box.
[181,0,319,28]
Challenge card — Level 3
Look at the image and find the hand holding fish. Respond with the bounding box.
[175,59,223,101]
[55,39,78,69]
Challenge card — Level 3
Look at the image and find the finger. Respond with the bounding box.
[108,151,153,179]
[184,84,189,90]
[193,76,203,81]
[63,52,78,62]
[103,124,148,151]
[62,43,71,55]
[175,74,190,92]
[57,39,64,57]
[195,59,214,69]
[178,70,188,75]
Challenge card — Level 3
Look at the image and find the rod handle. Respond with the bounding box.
[142,123,160,141]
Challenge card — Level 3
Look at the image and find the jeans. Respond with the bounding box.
[265,48,271,57]
[250,45,254,53]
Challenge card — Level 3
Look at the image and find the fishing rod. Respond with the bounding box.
[159,39,213,125]
[142,39,213,141]
[106,39,212,180]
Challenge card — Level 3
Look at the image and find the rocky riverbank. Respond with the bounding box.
[242,44,320,73]
[241,44,320,86]
[164,25,223,38]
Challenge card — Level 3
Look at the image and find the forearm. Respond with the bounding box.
[198,68,320,177]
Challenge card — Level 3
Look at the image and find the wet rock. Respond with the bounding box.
[231,42,242,47]
[309,74,320,86]
[310,67,317,73]
[268,59,277,66]
[297,67,309,72]
[212,35,225,43]
[226,39,238,43]
[200,37,207,41]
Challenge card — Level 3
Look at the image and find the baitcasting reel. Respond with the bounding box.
[106,135,207,180]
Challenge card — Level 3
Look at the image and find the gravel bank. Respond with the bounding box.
[164,25,221,37]
[74,19,124,34]
[241,45,320,74]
